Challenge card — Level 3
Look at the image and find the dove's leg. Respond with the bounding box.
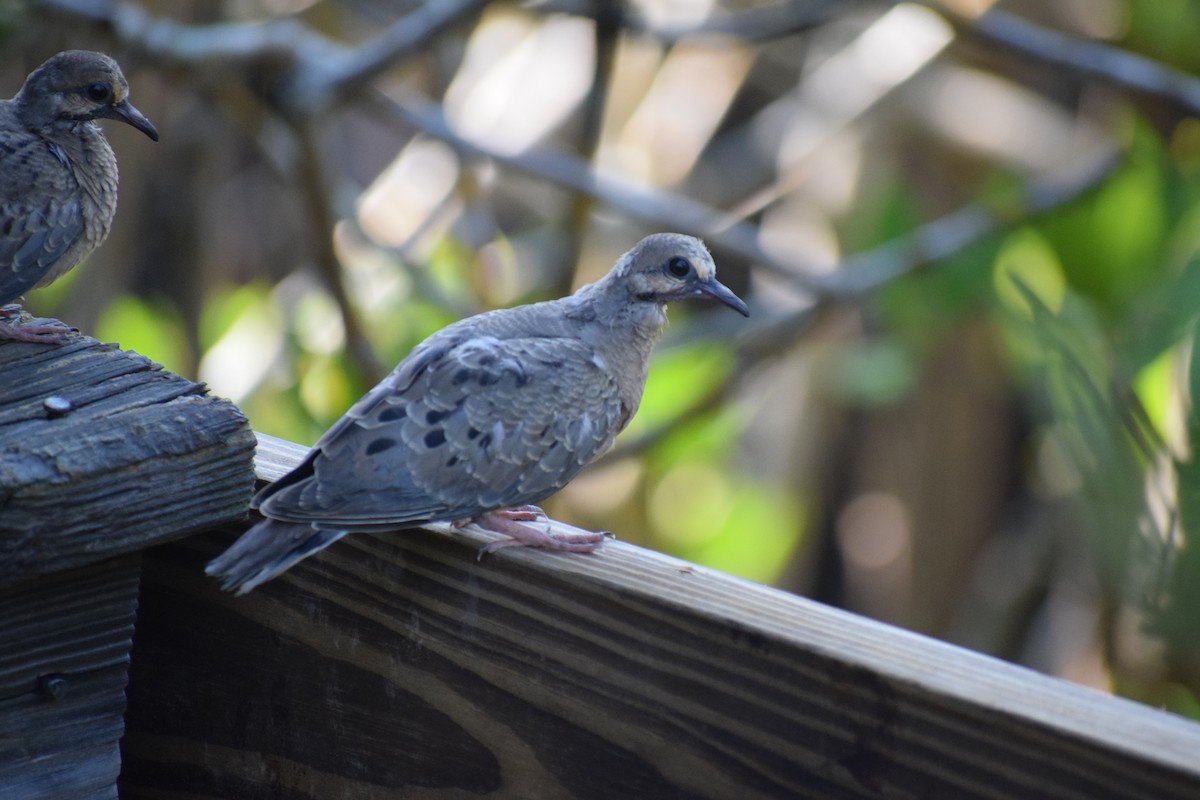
[464,507,607,555]
[0,304,76,343]
[492,505,545,521]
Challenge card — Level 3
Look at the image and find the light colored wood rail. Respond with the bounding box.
[119,432,1200,799]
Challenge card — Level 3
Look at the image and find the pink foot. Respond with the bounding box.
[0,306,76,344]
[458,507,607,557]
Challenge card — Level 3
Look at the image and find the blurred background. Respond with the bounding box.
[4,0,1200,719]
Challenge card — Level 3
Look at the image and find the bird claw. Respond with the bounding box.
[466,508,606,559]
[491,504,546,522]
[0,310,77,344]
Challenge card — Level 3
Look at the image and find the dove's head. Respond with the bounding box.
[15,51,159,141]
[610,233,749,326]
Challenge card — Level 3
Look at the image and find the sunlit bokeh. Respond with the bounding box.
[16,0,1200,719]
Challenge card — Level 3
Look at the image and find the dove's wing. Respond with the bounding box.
[0,132,85,301]
[256,333,626,528]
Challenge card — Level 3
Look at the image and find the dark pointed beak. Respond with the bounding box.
[697,277,749,317]
[103,100,159,142]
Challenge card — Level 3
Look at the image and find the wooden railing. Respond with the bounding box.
[119,435,1200,798]
[4,335,1200,799]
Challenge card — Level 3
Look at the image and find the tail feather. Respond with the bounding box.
[206,518,347,595]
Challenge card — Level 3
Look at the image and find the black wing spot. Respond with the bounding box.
[424,429,447,449]
[378,406,407,422]
[426,409,449,424]
[479,434,492,449]
[467,427,481,440]
[452,368,472,385]
[366,437,398,456]
[445,455,459,468]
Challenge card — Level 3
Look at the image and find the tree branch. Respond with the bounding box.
[931,3,1200,114]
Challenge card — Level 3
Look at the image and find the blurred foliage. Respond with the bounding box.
[9,0,1200,718]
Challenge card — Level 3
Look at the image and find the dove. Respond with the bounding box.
[208,233,749,594]
[0,50,159,342]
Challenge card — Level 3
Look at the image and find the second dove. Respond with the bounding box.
[208,232,749,594]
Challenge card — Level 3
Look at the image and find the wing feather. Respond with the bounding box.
[256,333,623,528]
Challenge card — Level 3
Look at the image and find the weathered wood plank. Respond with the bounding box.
[0,333,257,579]
[0,554,141,800]
[118,433,1200,800]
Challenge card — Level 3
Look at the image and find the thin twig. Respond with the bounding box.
[375,86,1120,300]
[38,0,488,115]
[821,145,1121,297]
[370,86,817,284]
[284,0,490,114]
[930,3,1200,114]
[532,0,846,44]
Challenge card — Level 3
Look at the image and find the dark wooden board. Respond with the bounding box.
[0,333,257,580]
[119,445,1200,800]
[0,554,141,800]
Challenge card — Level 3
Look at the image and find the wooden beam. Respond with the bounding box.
[119,432,1200,798]
[0,330,258,799]
[0,555,141,800]
[0,334,257,579]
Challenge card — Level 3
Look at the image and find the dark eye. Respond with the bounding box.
[85,83,113,103]
[667,257,691,278]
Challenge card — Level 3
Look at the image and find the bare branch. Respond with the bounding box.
[932,3,1200,114]
[36,0,487,116]
[532,0,846,44]
[370,86,820,285]
[374,86,1119,301]
[285,0,490,114]
[823,144,1120,297]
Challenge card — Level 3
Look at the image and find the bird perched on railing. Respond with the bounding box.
[208,233,749,594]
[0,50,158,342]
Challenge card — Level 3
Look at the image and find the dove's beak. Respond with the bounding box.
[103,100,159,142]
[697,277,749,317]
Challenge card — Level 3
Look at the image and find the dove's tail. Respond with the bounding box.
[205,518,347,595]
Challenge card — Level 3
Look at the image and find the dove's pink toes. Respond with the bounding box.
[472,510,605,557]
[0,317,76,343]
[492,504,547,522]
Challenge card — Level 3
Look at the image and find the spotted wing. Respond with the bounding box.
[256,334,625,528]
[0,135,84,301]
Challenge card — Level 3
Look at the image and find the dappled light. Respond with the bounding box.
[11,0,1200,723]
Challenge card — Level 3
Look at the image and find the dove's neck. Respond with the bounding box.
[571,275,668,343]
[568,276,667,425]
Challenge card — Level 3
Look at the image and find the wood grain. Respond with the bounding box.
[117,433,1200,799]
[0,334,257,579]
[0,554,141,800]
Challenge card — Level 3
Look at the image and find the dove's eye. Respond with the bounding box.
[85,83,113,103]
[667,257,692,278]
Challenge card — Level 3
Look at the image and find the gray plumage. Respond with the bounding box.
[208,233,749,593]
[0,51,158,340]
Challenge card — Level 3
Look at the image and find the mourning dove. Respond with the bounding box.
[0,50,158,342]
[208,233,749,594]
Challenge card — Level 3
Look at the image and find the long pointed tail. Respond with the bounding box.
[206,518,347,595]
